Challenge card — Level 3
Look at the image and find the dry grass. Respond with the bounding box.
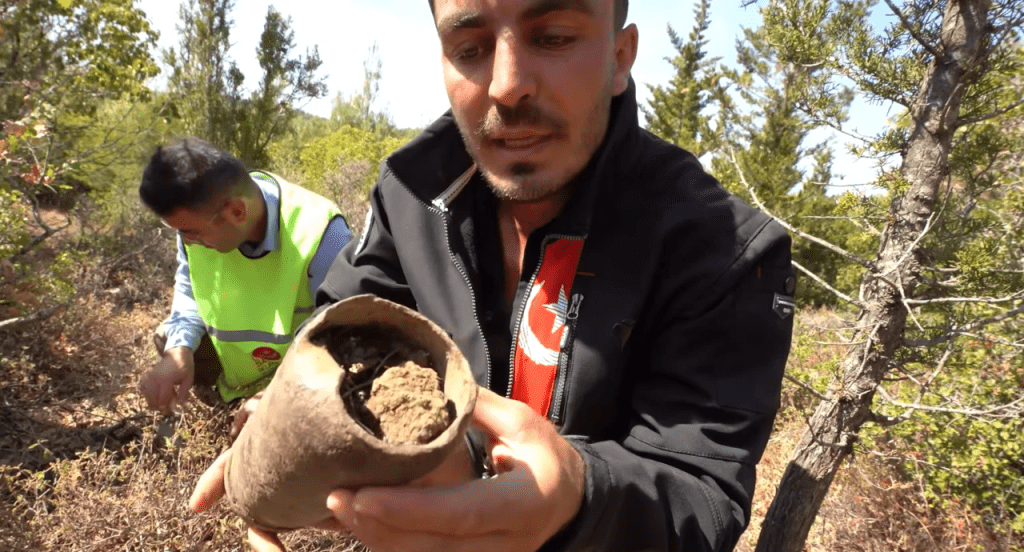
[0,215,366,551]
[0,222,1018,551]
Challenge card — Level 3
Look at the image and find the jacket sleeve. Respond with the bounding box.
[550,229,795,552]
[314,184,416,311]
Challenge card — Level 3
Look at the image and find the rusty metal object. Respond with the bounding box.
[224,294,477,531]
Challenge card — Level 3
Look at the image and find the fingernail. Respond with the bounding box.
[352,495,381,517]
[326,491,344,511]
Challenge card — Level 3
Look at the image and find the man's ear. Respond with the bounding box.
[224,197,247,224]
[612,24,639,96]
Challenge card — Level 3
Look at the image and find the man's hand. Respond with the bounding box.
[139,346,195,414]
[325,387,586,552]
[188,388,586,552]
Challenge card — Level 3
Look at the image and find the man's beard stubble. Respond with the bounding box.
[456,98,606,203]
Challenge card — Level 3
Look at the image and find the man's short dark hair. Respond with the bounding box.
[139,137,252,217]
[427,0,629,29]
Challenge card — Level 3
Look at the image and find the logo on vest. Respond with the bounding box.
[252,346,282,373]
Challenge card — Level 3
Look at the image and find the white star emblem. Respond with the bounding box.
[542,286,569,334]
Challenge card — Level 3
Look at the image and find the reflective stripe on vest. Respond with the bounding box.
[186,172,340,401]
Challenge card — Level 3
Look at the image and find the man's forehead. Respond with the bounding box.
[434,0,604,31]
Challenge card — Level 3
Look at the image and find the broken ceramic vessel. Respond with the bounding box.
[224,294,478,531]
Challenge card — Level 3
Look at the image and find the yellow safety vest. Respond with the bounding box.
[186,172,340,401]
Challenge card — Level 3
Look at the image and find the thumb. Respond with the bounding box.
[471,387,532,440]
[247,527,286,552]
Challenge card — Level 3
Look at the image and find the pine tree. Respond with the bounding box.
[641,0,722,157]
[163,0,238,151]
[711,2,856,306]
[164,1,326,166]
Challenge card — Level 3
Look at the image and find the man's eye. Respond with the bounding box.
[457,45,481,59]
[536,33,576,49]
[453,41,490,61]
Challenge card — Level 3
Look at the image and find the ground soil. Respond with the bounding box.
[311,325,454,445]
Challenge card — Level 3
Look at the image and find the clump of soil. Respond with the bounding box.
[310,325,455,444]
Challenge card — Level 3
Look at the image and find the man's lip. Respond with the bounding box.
[487,132,555,149]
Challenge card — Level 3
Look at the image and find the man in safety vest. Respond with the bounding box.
[137,137,353,413]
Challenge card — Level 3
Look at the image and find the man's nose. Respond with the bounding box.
[489,35,536,108]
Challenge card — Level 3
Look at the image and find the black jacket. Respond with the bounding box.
[317,81,795,552]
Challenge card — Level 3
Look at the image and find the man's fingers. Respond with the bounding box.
[349,473,537,536]
[470,387,535,444]
[247,527,286,552]
[325,489,357,528]
[189,448,231,512]
[343,512,528,552]
[176,371,193,405]
[156,382,176,413]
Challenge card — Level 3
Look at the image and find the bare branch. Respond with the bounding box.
[784,374,830,401]
[883,0,944,62]
[793,260,864,308]
[867,410,909,426]
[727,148,875,269]
[904,291,1024,305]
[875,385,1024,418]
[897,271,927,332]
[0,302,67,331]
[957,331,1024,350]
[905,302,1024,348]
[958,97,1024,126]
[11,218,72,259]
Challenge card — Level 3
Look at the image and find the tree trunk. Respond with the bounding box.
[755,2,992,550]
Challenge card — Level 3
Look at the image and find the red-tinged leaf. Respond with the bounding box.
[0,139,7,159]
[3,121,26,138]
[21,165,41,185]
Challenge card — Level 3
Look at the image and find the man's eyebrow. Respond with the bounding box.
[521,0,595,21]
[436,11,487,34]
[436,0,595,34]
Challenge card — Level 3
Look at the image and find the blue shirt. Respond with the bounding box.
[161,176,353,352]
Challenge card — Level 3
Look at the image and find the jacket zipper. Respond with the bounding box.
[507,234,582,402]
[395,177,493,390]
[549,293,583,424]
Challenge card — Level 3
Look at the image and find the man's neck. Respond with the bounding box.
[497,185,576,307]
[245,192,269,246]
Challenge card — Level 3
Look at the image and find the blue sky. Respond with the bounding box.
[137,0,895,185]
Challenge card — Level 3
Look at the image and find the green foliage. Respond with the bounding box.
[0,190,32,260]
[0,0,159,320]
[1,0,158,194]
[232,6,328,166]
[331,42,397,138]
[1,0,159,121]
[69,95,180,224]
[299,126,409,198]
[707,0,862,307]
[862,339,1024,529]
[163,0,327,166]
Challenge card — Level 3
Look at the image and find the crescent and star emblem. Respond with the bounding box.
[518,280,569,367]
